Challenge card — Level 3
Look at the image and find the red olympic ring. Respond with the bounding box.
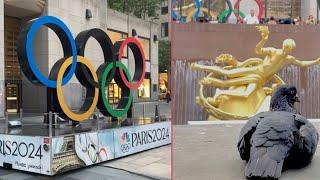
[234,0,264,19]
[117,37,146,89]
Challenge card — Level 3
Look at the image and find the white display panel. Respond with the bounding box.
[114,122,171,158]
[0,122,171,175]
[0,135,51,175]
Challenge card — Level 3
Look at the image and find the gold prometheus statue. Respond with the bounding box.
[191,26,320,120]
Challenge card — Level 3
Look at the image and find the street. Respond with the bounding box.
[173,121,320,180]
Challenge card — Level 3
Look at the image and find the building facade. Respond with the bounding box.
[0,0,159,117]
[301,0,319,21]
[265,0,301,19]
[160,0,170,40]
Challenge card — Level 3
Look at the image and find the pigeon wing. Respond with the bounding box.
[290,114,319,165]
[238,113,265,161]
[245,114,294,179]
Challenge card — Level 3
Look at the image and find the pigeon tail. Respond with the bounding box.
[245,154,283,180]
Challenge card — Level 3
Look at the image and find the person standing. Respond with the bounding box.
[294,16,304,25]
[268,16,277,25]
[306,15,316,24]
[243,9,259,24]
[166,91,171,104]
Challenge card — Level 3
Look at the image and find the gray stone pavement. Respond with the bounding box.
[101,145,171,179]
[173,122,320,180]
[0,166,156,180]
[0,144,171,180]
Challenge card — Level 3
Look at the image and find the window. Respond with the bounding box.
[107,29,128,57]
[162,6,168,15]
[161,0,168,7]
[161,23,169,37]
[108,79,121,104]
[138,73,151,99]
[161,0,168,15]
[137,37,150,61]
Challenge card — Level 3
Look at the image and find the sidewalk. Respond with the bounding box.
[0,165,157,180]
[0,145,171,180]
[101,145,171,180]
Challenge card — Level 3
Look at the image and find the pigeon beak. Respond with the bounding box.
[295,96,300,102]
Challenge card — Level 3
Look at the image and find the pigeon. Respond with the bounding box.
[237,85,318,179]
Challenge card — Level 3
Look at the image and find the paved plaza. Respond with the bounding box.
[102,145,171,179]
[173,121,320,180]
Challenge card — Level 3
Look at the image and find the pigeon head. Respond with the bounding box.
[270,85,300,113]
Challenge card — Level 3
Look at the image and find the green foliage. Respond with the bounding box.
[159,40,171,73]
[108,0,160,19]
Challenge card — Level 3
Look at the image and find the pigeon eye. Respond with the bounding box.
[290,90,295,94]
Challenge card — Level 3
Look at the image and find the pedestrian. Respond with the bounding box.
[166,91,171,104]
[243,9,259,24]
[294,16,303,25]
[306,15,315,24]
[283,14,294,24]
[268,16,277,25]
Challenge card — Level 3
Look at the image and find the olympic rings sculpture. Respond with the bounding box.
[17,16,146,121]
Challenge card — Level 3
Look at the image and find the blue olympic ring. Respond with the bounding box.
[172,0,179,20]
[26,16,77,88]
[194,0,201,20]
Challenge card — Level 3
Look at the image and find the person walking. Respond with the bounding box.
[166,91,171,104]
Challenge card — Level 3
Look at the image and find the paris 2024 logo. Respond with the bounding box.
[120,132,131,153]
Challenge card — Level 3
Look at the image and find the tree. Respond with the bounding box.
[108,0,160,19]
[158,40,171,73]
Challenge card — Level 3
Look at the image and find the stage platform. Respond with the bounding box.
[0,115,171,175]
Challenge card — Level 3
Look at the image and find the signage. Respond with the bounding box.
[114,122,171,158]
[0,135,51,174]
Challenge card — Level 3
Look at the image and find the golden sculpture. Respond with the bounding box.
[191,26,320,120]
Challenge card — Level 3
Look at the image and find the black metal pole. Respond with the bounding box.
[238,0,240,15]
[317,0,319,24]
[290,0,293,17]
[265,0,267,19]
[180,0,183,20]
[208,0,211,19]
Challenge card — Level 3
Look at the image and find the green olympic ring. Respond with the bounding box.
[218,9,246,23]
[101,62,133,117]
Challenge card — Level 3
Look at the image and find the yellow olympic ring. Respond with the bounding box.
[57,56,99,121]
[186,7,214,22]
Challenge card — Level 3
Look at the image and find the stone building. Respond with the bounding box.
[0,0,159,117]
[265,0,301,19]
[160,0,170,40]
